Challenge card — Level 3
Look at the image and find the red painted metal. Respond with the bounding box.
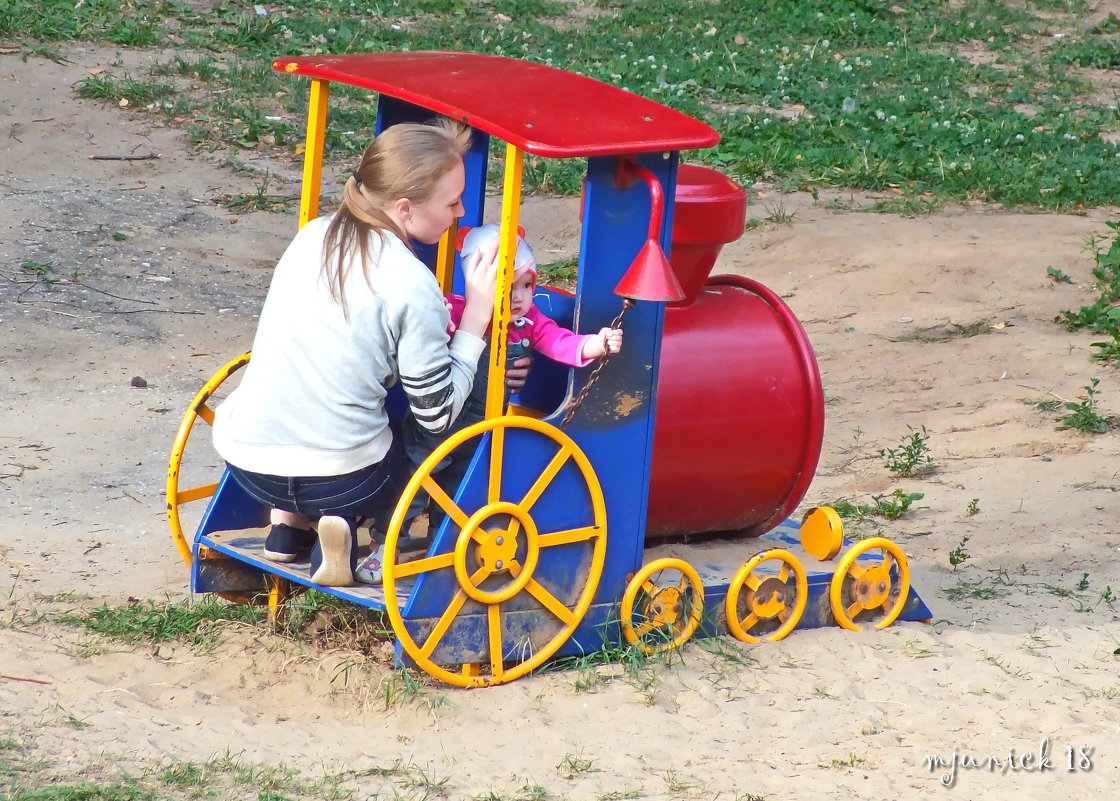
[614,239,684,302]
[647,275,824,539]
[272,52,720,158]
[612,162,684,302]
[668,165,749,305]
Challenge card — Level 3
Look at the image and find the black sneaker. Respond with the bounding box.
[263,524,316,563]
[309,516,358,586]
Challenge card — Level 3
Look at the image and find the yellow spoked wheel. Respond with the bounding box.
[382,415,607,688]
[620,558,704,654]
[829,537,911,631]
[725,548,808,643]
[166,352,250,568]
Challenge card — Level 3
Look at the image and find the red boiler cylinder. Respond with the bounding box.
[647,276,824,538]
[644,165,824,539]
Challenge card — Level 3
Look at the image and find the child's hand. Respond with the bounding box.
[445,299,457,336]
[582,327,623,360]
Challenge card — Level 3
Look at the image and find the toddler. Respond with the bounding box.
[354,223,622,583]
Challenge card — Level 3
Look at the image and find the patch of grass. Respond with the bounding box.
[556,752,598,779]
[941,576,1012,602]
[75,72,184,113]
[866,194,943,216]
[545,635,672,705]
[537,255,579,291]
[54,596,265,648]
[12,0,1120,205]
[829,753,868,770]
[1031,397,1062,413]
[215,171,296,213]
[977,648,1031,679]
[878,425,934,477]
[965,497,980,516]
[379,668,450,716]
[762,201,797,225]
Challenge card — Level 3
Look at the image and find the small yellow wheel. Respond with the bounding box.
[620,558,704,654]
[382,415,607,687]
[725,548,808,643]
[829,537,911,631]
[166,353,250,568]
[800,506,843,561]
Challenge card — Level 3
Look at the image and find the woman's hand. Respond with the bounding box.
[505,354,532,391]
[458,236,499,337]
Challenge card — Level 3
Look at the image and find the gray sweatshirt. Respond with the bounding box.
[213,214,484,477]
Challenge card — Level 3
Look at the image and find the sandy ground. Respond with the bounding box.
[2,46,1119,800]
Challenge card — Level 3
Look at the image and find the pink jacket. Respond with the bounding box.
[447,295,594,367]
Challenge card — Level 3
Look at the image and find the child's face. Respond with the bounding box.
[510,271,535,319]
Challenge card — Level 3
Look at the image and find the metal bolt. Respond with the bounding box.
[496,536,504,545]
[496,560,504,569]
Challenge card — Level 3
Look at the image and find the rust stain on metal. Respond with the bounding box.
[614,392,644,417]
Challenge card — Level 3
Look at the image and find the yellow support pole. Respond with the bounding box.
[435,220,458,293]
[298,78,330,229]
[485,144,524,421]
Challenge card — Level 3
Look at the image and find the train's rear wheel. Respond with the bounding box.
[382,415,607,687]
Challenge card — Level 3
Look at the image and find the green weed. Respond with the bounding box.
[948,536,971,568]
[878,425,934,477]
[830,489,924,534]
[1047,266,1074,284]
[965,498,980,516]
[941,577,1012,601]
[1059,378,1111,433]
[1032,397,1062,413]
[829,753,868,770]
[557,752,598,779]
[763,201,798,225]
[216,171,295,213]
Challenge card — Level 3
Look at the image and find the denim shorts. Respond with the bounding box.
[226,439,405,521]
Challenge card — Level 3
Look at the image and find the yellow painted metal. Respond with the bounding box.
[381,414,606,687]
[298,78,330,229]
[166,352,252,568]
[435,221,457,293]
[725,548,808,643]
[829,537,911,631]
[484,145,524,422]
[620,558,705,654]
[267,575,290,627]
[800,506,844,561]
[451,501,540,604]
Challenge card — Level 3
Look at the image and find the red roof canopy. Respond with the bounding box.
[273,51,720,158]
